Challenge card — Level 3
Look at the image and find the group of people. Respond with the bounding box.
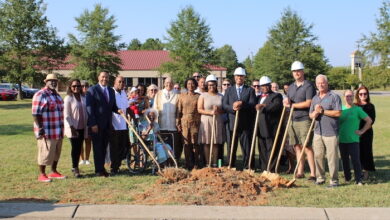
[32,61,376,187]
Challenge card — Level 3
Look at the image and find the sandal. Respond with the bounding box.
[296,174,305,179]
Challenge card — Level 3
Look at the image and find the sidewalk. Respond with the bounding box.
[1,202,390,219]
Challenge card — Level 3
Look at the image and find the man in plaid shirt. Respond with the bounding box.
[32,73,66,182]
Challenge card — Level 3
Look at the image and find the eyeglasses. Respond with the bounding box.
[345,95,353,98]
[222,84,230,86]
[71,85,81,88]
[81,85,89,88]
[151,89,158,92]
[193,75,201,78]
[253,85,260,88]
[359,93,367,96]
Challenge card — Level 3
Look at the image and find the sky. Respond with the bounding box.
[44,0,383,67]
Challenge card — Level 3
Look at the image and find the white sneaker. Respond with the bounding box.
[85,160,91,165]
[79,160,86,165]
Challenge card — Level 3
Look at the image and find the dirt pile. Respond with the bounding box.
[133,167,293,206]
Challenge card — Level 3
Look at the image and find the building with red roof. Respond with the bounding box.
[55,50,227,88]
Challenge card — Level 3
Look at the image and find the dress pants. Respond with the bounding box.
[109,129,129,172]
[69,129,84,168]
[258,137,276,171]
[227,128,252,169]
[91,128,110,173]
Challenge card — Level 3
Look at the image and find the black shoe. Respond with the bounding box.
[72,168,82,178]
[96,171,109,177]
[308,176,316,182]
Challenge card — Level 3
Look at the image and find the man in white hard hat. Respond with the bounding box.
[255,76,283,171]
[283,61,316,181]
[222,67,256,169]
[32,73,66,182]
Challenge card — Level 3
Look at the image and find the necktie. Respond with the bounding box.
[104,87,109,102]
[237,87,242,99]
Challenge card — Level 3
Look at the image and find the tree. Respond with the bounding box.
[327,67,349,90]
[69,4,122,83]
[242,56,255,81]
[0,0,66,99]
[127,38,142,50]
[213,44,238,79]
[141,38,164,50]
[252,8,330,85]
[359,1,390,68]
[161,6,214,83]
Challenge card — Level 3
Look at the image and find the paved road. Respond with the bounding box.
[1,203,390,219]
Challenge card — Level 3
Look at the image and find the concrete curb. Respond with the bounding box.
[1,203,390,219]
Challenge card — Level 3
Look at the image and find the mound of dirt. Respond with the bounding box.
[133,168,294,206]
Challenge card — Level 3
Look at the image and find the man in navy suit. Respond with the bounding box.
[86,71,121,177]
[222,67,256,169]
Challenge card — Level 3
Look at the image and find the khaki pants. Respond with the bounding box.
[313,134,339,184]
[37,138,63,166]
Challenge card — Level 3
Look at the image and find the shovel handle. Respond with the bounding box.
[209,114,216,167]
[267,106,286,172]
[292,117,316,177]
[275,106,294,173]
[248,110,260,171]
[228,110,239,169]
[120,113,162,174]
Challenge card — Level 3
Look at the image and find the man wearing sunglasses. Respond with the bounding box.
[252,79,262,98]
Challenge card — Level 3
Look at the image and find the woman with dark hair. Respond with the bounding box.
[79,80,92,165]
[136,84,149,115]
[64,79,88,177]
[176,77,201,169]
[355,85,376,180]
[198,75,225,167]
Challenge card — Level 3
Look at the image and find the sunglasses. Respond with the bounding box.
[71,85,81,88]
[81,85,89,88]
[253,85,260,88]
[345,95,353,98]
[223,84,230,86]
[359,93,367,96]
[193,76,201,78]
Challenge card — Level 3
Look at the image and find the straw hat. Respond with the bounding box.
[44,73,58,82]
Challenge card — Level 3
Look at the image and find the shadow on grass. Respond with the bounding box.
[0,124,31,135]
[0,103,31,110]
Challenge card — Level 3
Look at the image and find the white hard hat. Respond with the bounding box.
[233,67,246,76]
[291,61,304,71]
[205,74,217,82]
[259,76,272,86]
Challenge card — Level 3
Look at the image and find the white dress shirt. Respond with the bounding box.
[112,89,127,130]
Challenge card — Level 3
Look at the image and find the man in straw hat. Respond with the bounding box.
[32,73,66,182]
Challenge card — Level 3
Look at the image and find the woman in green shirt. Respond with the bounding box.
[339,90,372,185]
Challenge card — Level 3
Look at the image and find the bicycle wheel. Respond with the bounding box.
[126,143,148,174]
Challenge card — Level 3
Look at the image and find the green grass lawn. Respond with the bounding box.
[0,96,389,207]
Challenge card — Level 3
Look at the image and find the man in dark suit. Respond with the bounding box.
[222,67,256,169]
[255,76,283,171]
[86,71,121,177]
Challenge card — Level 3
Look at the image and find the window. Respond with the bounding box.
[138,77,158,87]
[124,77,133,87]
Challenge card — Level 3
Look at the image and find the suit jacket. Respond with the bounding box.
[222,84,256,130]
[257,92,283,138]
[86,84,119,130]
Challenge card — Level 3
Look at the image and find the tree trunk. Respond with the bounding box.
[18,81,24,100]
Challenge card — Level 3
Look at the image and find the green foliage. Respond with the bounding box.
[243,56,255,82]
[213,44,238,79]
[253,8,330,85]
[0,0,66,99]
[68,4,122,84]
[127,38,142,50]
[141,38,164,50]
[363,66,390,89]
[327,67,349,90]
[359,0,390,68]
[161,6,214,84]
[346,74,360,90]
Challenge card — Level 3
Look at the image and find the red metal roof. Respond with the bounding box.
[57,50,226,71]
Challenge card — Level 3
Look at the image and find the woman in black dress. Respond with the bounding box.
[355,85,376,180]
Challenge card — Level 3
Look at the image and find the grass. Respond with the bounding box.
[0,96,389,207]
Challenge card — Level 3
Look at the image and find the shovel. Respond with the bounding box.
[274,106,295,173]
[120,112,163,175]
[228,110,239,170]
[266,106,286,172]
[145,116,178,169]
[208,113,216,168]
[245,109,260,174]
[286,117,316,187]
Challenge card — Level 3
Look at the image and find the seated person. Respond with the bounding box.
[138,108,173,165]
